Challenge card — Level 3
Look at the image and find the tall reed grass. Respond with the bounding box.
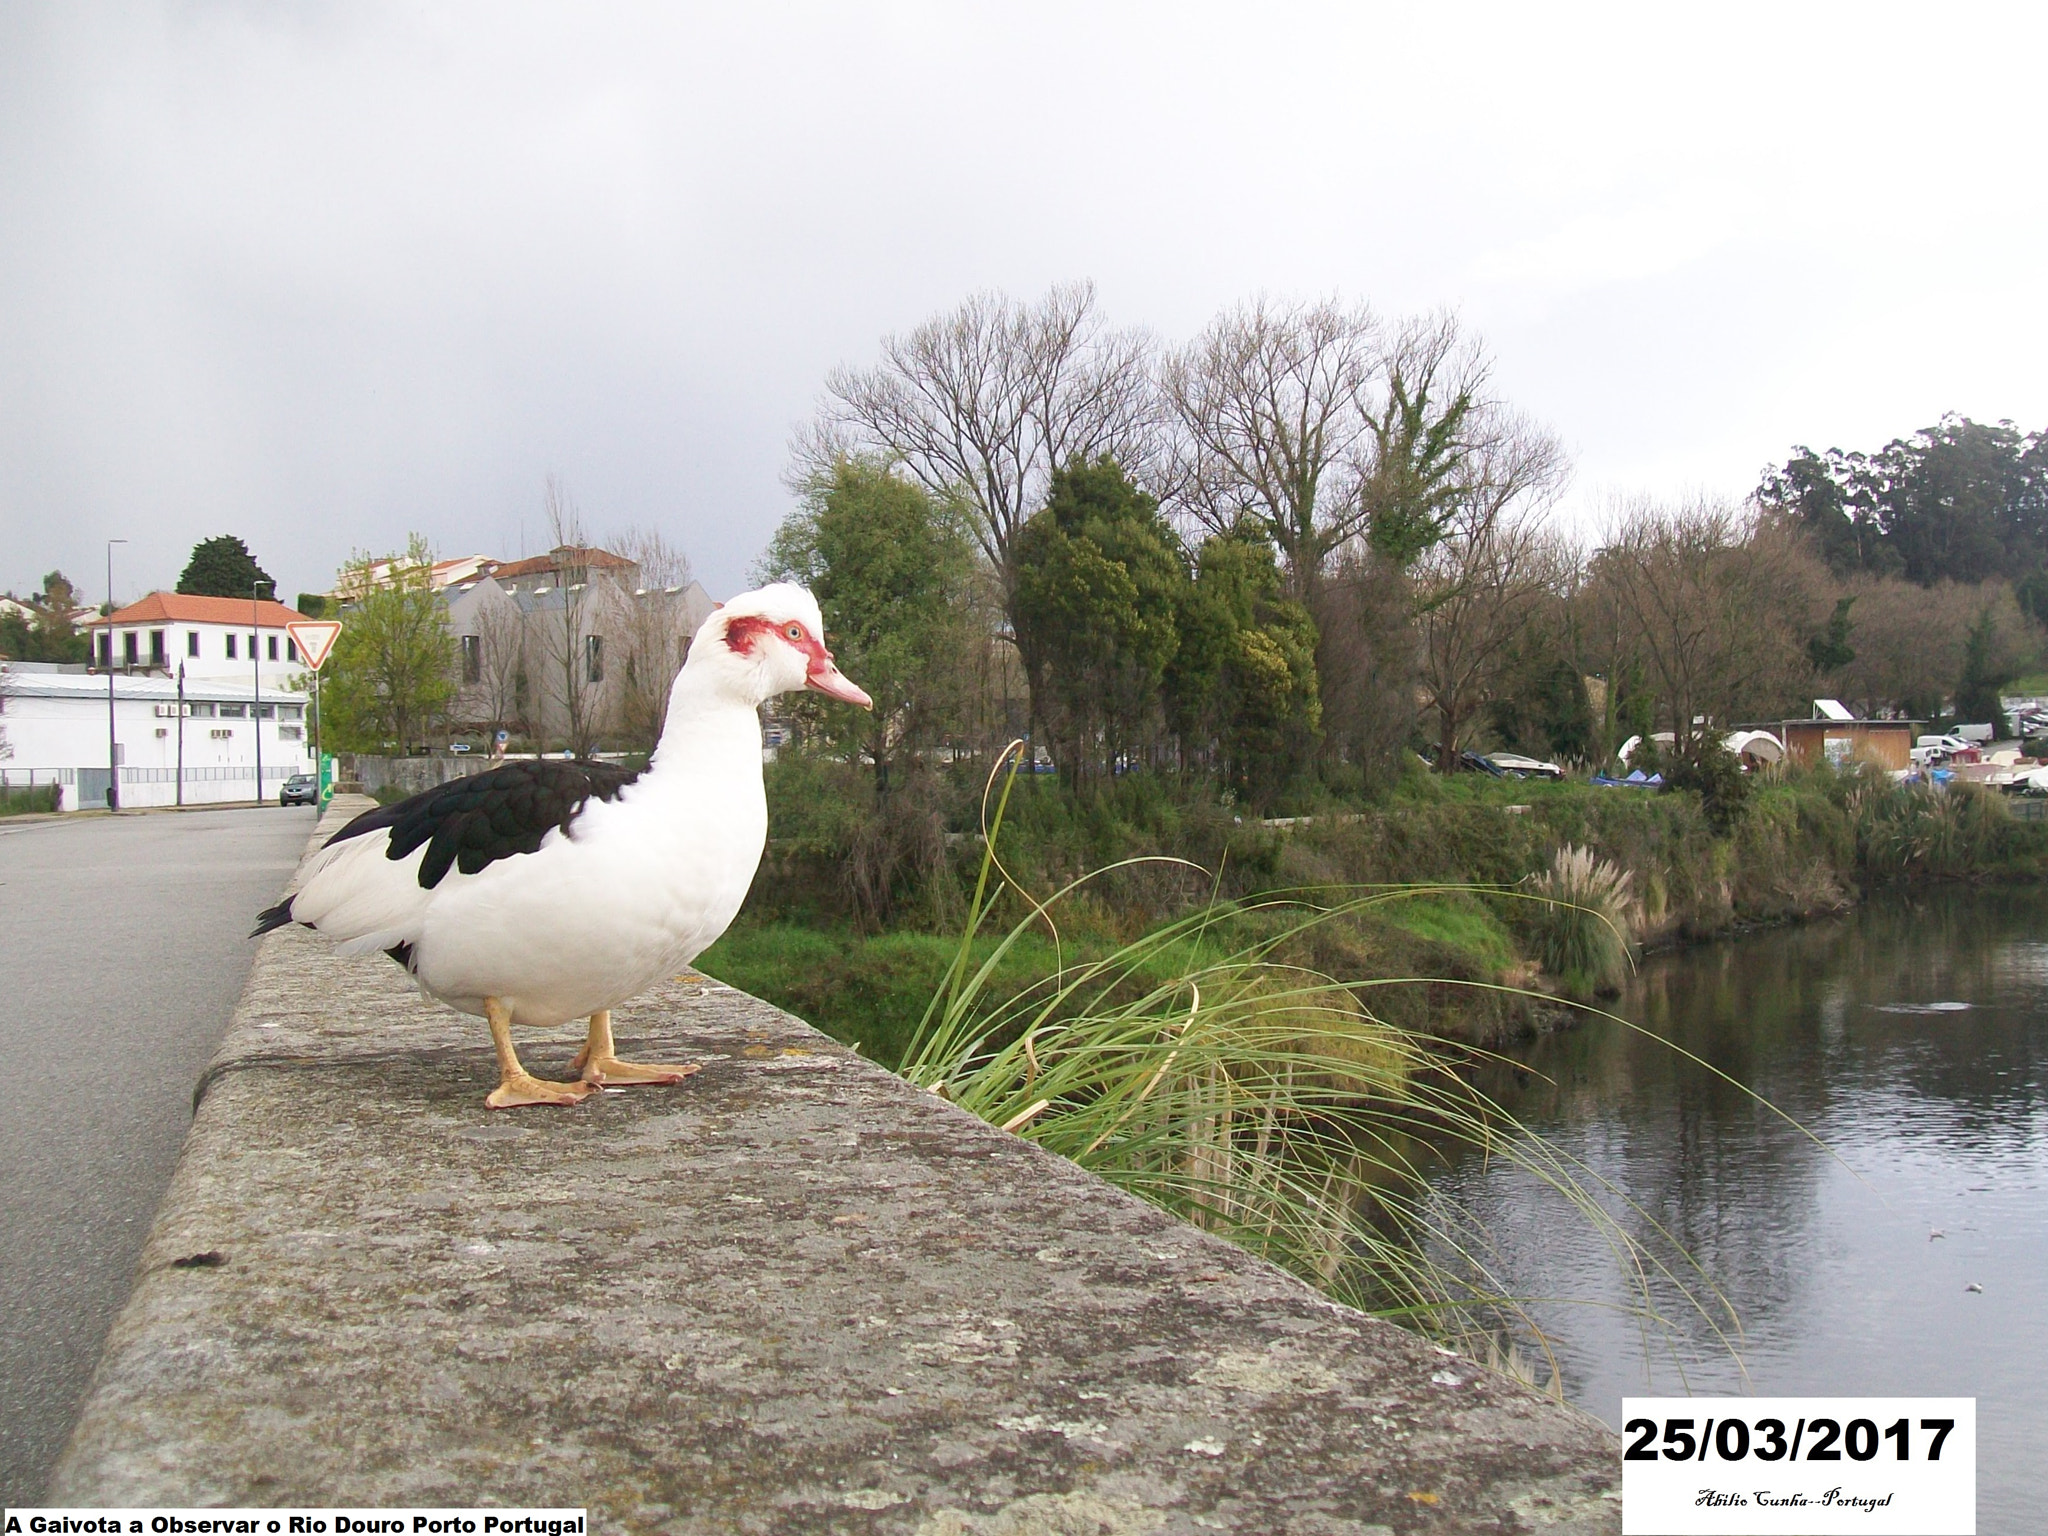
[900,744,1740,1371]
[1524,843,1637,1000]
[1847,775,2020,880]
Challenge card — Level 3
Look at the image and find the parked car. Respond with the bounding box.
[1484,751,1564,780]
[1911,733,1977,767]
[280,773,319,806]
[1458,751,1508,777]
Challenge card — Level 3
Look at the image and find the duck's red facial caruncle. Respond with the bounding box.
[724,614,872,709]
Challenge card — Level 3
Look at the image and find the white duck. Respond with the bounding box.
[255,583,870,1109]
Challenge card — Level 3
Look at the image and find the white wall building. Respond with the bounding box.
[83,591,316,680]
[0,663,316,810]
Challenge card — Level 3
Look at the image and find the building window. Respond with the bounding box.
[218,702,247,718]
[586,634,604,683]
[279,725,302,741]
[189,702,216,718]
[256,704,276,720]
[461,634,481,683]
[281,704,303,720]
[97,633,111,668]
[226,634,237,660]
[123,631,139,665]
[267,635,279,661]
[187,631,200,657]
[286,638,298,662]
[150,630,166,666]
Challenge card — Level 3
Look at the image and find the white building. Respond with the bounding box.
[4,588,321,810]
[83,591,316,679]
[0,664,316,810]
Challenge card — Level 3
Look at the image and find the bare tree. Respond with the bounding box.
[464,591,528,746]
[1163,303,1513,608]
[799,281,1155,585]
[1162,297,1377,600]
[1834,575,2036,720]
[1411,428,1571,769]
[537,474,607,755]
[1586,499,1818,750]
[1313,551,1418,787]
[611,525,697,750]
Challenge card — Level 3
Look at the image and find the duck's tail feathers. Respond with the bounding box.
[251,895,298,939]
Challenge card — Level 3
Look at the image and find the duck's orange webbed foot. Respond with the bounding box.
[573,1010,703,1087]
[486,1072,599,1109]
[482,996,598,1110]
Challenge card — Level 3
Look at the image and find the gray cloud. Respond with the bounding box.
[4,2,2044,604]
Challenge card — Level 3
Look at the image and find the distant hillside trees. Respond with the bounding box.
[1758,416,2048,603]
[177,535,276,599]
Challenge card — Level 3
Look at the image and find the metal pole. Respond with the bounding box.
[252,580,264,807]
[314,667,324,804]
[176,660,185,807]
[105,538,126,810]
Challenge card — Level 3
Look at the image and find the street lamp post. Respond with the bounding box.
[105,538,127,810]
[252,578,271,807]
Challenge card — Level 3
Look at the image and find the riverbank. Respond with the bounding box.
[702,758,2048,1060]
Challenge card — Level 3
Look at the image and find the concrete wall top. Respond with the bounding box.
[50,798,1619,1533]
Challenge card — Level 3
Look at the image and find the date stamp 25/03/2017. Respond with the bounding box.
[1621,1397,1975,1535]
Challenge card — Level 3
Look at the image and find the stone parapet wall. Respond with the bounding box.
[343,754,493,797]
[50,796,1619,1532]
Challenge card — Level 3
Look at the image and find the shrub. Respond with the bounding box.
[1524,844,1636,999]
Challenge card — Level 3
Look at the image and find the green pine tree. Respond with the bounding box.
[177,536,276,598]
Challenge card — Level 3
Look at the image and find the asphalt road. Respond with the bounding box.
[0,805,317,1504]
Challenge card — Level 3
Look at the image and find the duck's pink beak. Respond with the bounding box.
[806,654,872,709]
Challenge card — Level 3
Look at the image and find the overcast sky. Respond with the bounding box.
[3,2,2043,606]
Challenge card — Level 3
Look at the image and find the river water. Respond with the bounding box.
[1436,887,2048,1531]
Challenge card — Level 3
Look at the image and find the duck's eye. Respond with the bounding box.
[785,623,803,642]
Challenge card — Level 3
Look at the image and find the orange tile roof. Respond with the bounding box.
[490,546,634,581]
[87,591,309,629]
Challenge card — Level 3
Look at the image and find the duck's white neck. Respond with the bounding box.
[642,663,763,780]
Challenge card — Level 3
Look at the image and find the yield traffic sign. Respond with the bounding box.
[287,619,343,670]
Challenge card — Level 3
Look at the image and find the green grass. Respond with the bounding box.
[701,889,1536,1061]
[889,746,1743,1363]
[1372,892,1518,973]
[696,921,1078,1068]
[0,785,60,816]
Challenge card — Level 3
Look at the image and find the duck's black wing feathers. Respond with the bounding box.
[252,760,643,939]
[333,758,645,889]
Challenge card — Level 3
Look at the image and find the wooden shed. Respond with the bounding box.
[1780,717,1916,771]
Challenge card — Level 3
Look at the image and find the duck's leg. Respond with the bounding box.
[571,1009,702,1087]
[485,996,598,1109]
